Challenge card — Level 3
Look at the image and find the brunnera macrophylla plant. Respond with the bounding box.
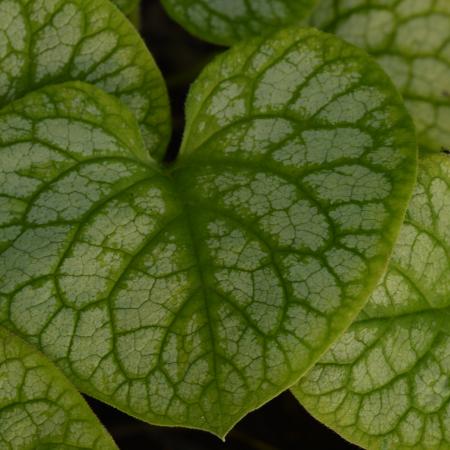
[4,0,450,448]
[0,328,118,449]
[159,0,319,46]
[294,153,450,450]
[308,0,450,154]
[290,1,450,449]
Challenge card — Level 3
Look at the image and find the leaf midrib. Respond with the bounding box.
[171,178,226,435]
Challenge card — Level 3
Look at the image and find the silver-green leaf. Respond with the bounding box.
[160,0,319,45]
[0,0,170,160]
[0,26,417,436]
[293,153,450,450]
[0,326,117,449]
[310,0,450,153]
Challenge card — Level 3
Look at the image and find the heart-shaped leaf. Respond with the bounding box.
[0,0,170,160]
[0,326,117,449]
[0,26,417,436]
[293,153,450,450]
[310,0,450,153]
[160,0,319,45]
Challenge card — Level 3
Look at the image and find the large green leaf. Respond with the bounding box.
[0,0,170,160]
[160,0,318,45]
[0,27,417,437]
[310,0,450,153]
[293,153,450,450]
[0,326,117,449]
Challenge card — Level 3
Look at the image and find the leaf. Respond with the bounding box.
[293,153,450,450]
[160,0,319,45]
[310,0,450,153]
[0,326,117,449]
[111,0,139,15]
[0,27,417,437]
[0,0,170,160]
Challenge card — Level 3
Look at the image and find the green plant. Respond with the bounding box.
[291,2,450,449]
[159,0,317,45]
[294,153,450,450]
[0,0,448,448]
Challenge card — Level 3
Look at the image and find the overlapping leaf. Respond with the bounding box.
[160,0,318,45]
[0,327,117,449]
[294,154,450,450]
[293,4,450,448]
[0,0,170,160]
[310,0,450,153]
[0,24,417,436]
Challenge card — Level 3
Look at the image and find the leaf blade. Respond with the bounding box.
[0,0,170,159]
[310,0,450,153]
[0,326,118,449]
[160,0,319,45]
[293,153,450,450]
[171,27,418,434]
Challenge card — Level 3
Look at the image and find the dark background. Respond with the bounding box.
[88,391,359,449]
[86,2,360,448]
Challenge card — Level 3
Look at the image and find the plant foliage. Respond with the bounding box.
[1,0,443,448]
[160,0,319,46]
[294,154,450,450]
[0,328,117,449]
